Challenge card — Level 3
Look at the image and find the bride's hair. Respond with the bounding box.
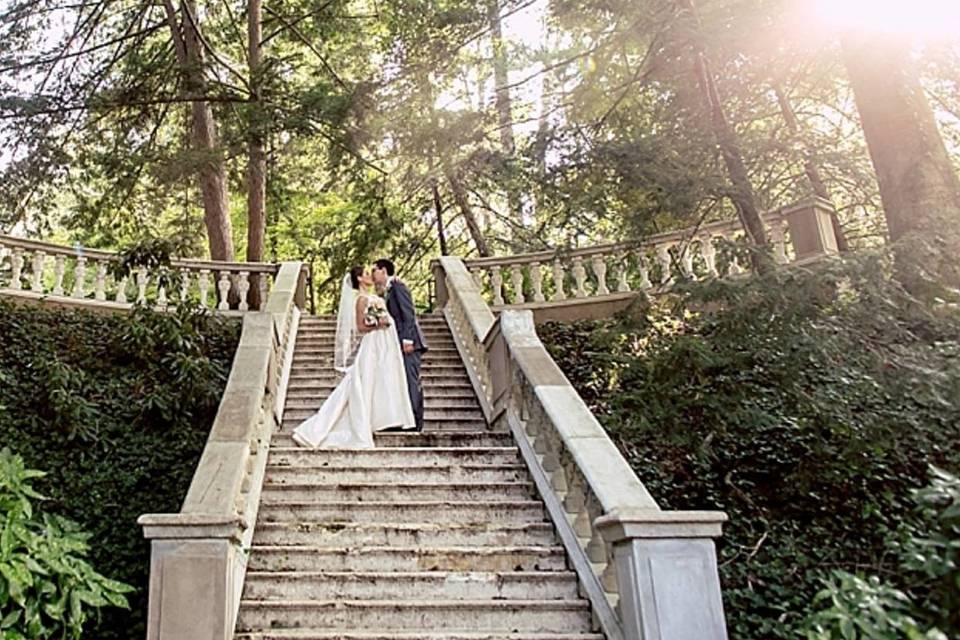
[349,266,364,289]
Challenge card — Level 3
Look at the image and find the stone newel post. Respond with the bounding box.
[781,197,840,260]
[596,510,729,640]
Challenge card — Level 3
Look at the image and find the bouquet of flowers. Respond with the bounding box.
[364,298,389,326]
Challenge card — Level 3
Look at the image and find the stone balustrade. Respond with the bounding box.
[0,234,278,312]
[435,255,729,640]
[462,197,839,320]
[136,261,307,640]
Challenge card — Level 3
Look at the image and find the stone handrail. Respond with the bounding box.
[0,234,278,312]
[461,197,839,311]
[435,255,729,639]
[136,261,306,640]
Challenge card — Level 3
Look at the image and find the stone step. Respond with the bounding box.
[251,521,556,548]
[284,391,479,405]
[246,545,567,573]
[287,364,468,377]
[290,359,466,371]
[282,407,481,422]
[281,398,480,414]
[235,599,592,634]
[270,431,508,448]
[235,632,604,640]
[280,418,489,431]
[256,501,545,525]
[261,463,528,485]
[294,341,459,351]
[268,447,515,467]
[286,377,475,389]
[260,482,536,503]
[294,331,455,342]
[241,570,579,601]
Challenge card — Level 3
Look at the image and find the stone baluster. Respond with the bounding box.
[94,260,108,300]
[572,257,587,298]
[657,244,672,287]
[529,262,545,302]
[770,218,789,264]
[490,268,504,306]
[115,275,128,303]
[584,486,607,568]
[30,251,46,292]
[561,452,590,540]
[701,235,719,277]
[680,243,696,280]
[726,233,744,276]
[237,272,251,311]
[258,273,269,309]
[217,271,231,311]
[156,268,169,308]
[198,270,211,308]
[636,251,652,290]
[616,254,631,293]
[9,248,24,289]
[180,270,191,303]
[72,257,86,298]
[136,266,149,304]
[591,255,609,295]
[510,265,525,304]
[52,255,66,295]
[550,259,567,301]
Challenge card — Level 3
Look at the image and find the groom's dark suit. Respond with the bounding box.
[385,278,428,431]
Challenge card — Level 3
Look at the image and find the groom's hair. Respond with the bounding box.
[374,258,395,276]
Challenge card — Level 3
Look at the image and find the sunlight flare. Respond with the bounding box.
[813,0,960,37]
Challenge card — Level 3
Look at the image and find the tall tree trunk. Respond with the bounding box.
[246,0,267,307]
[432,177,449,256]
[773,83,849,251]
[443,162,491,257]
[163,0,235,261]
[487,0,523,232]
[841,33,960,265]
[677,0,767,252]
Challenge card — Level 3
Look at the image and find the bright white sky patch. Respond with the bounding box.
[813,0,960,37]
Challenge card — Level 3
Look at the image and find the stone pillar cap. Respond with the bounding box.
[137,513,246,541]
[595,509,728,542]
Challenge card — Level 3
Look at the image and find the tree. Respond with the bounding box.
[162,0,236,261]
[841,32,960,284]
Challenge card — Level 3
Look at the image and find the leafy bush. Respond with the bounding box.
[538,250,960,638]
[0,300,239,639]
[803,467,960,640]
[0,448,133,639]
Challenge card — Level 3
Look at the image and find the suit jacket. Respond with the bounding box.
[385,279,428,353]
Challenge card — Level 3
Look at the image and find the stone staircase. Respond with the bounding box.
[233,314,603,639]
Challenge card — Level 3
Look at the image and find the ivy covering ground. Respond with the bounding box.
[0,300,239,639]
[538,252,960,639]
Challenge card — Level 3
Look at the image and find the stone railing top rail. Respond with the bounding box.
[0,234,279,274]
[461,197,828,269]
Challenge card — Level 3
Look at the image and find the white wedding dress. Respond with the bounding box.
[291,291,416,449]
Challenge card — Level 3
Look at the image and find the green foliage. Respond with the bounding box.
[0,448,134,639]
[803,467,959,639]
[538,251,960,638]
[0,300,239,639]
[803,572,942,640]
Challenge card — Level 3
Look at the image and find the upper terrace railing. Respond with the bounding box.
[461,197,840,319]
[0,234,279,312]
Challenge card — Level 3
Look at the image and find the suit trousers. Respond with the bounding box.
[404,351,424,430]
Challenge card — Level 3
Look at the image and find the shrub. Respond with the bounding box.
[0,448,133,639]
[0,300,239,639]
[538,250,960,638]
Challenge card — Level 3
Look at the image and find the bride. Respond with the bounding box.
[291,266,416,449]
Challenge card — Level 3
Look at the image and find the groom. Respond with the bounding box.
[372,259,428,431]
